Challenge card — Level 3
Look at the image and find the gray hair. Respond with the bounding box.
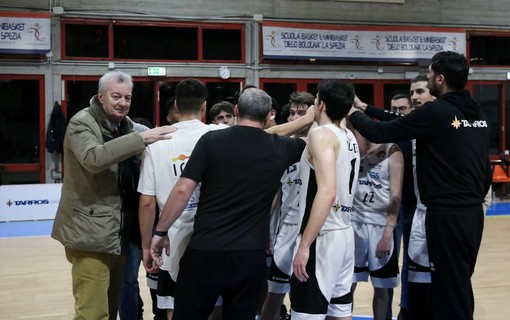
[98,71,133,94]
[237,88,272,122]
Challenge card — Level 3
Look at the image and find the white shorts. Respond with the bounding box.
[408,206,431,283]
[156,269,174,309]
[146,272,158,290]
[157,219,194,310]
[267,223,299,294]
[157,294,223,310]
[290,228,354,319]
[157,294,174,310]
[352,221,399,288]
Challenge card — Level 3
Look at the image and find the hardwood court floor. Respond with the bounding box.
[0,215,508,320]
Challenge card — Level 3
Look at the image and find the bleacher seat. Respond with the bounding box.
[493,164,510,183]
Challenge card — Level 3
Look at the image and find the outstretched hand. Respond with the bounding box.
[139,125,177,145]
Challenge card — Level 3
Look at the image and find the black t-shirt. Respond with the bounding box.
[181,125,306,251]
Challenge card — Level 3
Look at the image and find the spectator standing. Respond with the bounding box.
[51,70,174,320]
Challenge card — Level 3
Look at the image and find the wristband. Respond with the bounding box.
[385,223,396,228]
[152,228,167,237]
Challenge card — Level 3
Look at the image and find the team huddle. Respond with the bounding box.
[52,51,491,320]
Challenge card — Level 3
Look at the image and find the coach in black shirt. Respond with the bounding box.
[151,88,310,320]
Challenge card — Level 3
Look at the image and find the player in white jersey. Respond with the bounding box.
[350,76,436,320]
[350,140,403,320]
[291,79,360,320]
[406,78,435,320]
[408,139,430,282]
[262,92,315,320]
[405,139,432,320]
[138,79,227,319]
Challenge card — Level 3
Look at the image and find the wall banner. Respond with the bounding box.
[263,25,466,62]
[0,184,62,222]
[0,12,51,54]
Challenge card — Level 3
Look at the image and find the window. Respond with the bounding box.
[0,53,45,61]
[472,84,500,155]
[65,24,109,58]
[129,81,155,124]
[203,28,242,61]
[66,80,98,119]
[0,76,44,184]
[158,81,180,126]
[62,19,244,62]
[0,78,41,164]
[114,25,198,60]
[469,34,510,66]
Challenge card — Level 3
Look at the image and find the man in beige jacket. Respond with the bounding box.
[52,70,174,320]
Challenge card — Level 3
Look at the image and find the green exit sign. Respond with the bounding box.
[147,67,166,76]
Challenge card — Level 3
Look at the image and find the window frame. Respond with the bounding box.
[467,30,510,67]
[61,18,111,61]
[62,75,244,126]
[466,80,508,160]
[260,78,405,108]
[61,18,245,63]
[0,74,45,183]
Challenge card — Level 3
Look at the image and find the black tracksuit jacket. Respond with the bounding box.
[350,90,492,209]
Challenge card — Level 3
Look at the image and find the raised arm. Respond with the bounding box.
[69,120,176,174]
[265,105,317,136]
[352,95,402,121]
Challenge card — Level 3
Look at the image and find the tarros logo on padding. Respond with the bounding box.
[11,199,50,206]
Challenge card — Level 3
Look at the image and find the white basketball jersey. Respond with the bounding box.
[352,143,394,226]
[280,160,303,225]
[137,120,227,223]
[298,124,360,233]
